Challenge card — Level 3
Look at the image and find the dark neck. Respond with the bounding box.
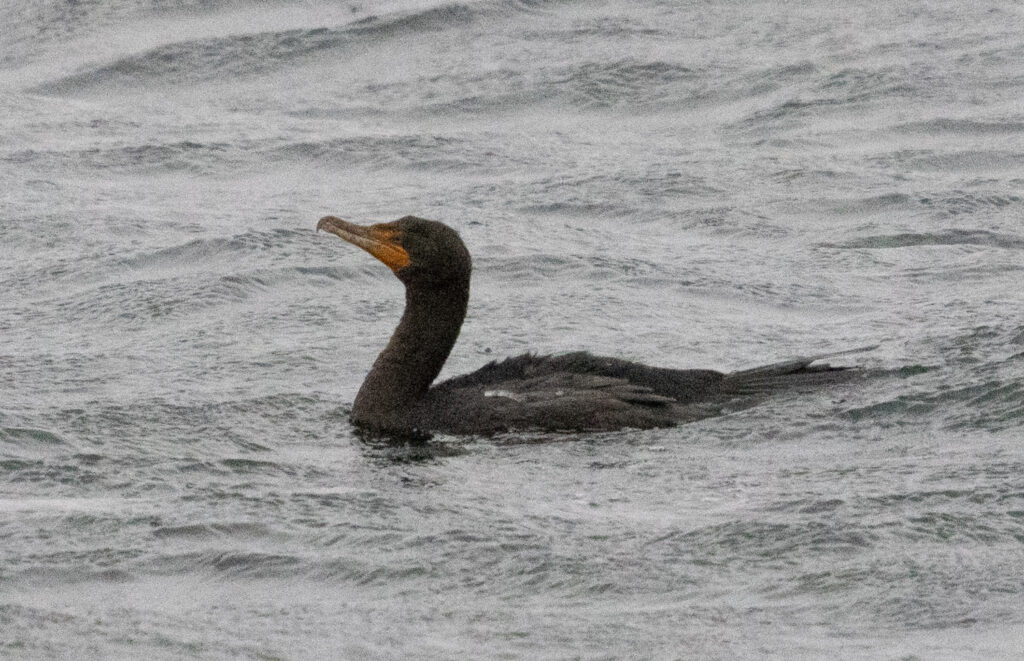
[352,279,469,425]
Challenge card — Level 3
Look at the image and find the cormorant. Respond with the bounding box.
[317,214,864,435]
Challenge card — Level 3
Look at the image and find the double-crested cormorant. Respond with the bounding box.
[317,215,864,435]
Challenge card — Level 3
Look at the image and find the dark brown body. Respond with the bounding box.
[318,215,863,436]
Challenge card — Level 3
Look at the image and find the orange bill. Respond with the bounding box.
[317,215,411,272]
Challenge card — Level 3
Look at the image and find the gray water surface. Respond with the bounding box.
[2,0,1024,658]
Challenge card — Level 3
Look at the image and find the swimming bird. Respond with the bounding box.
[317,215,864,436]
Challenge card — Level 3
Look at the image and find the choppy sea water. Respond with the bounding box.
[2,0,1024,658]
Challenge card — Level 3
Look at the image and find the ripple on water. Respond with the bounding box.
[825,228,1024,250]
[844,378,1024,433]
[31,4,480,96]
[0,426,67,448]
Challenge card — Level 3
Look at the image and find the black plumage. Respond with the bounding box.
[317,215,864,435]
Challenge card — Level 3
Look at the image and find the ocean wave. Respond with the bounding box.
[407,57,701,115]
[32,10,704,119]
[2,227,329,306]
[844,379,1024,433]
[31,3,480,95]
[649,519,873,562]
[314,558,436,584]
[867,149,1024,174]
[33,28,340,94]
[153,521,274,539]
[4,140,242,175]
[919,191,1024,217]
[148,551,304,577]
[0,426,67,447]
[896,118,1024,135]
[867,483,1024,513]
[0,459,108,489]
[816,190,1024,220]
[509,169,715,218]
[554,59,697,110]
[730,64,921,132]
[826,228,1024,250]
[816,66,916,102]
[115,228,310,271]
[266,134,481,172]
[4,132,495,175]
[75,392,323,431]
[36,273,256,325]
[2,393,335,482]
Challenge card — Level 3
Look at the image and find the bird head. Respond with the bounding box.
[317,215,471,289]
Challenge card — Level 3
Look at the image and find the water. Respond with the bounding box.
[2,0,1023,658]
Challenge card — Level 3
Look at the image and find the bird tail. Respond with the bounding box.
[720,345,877,396]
